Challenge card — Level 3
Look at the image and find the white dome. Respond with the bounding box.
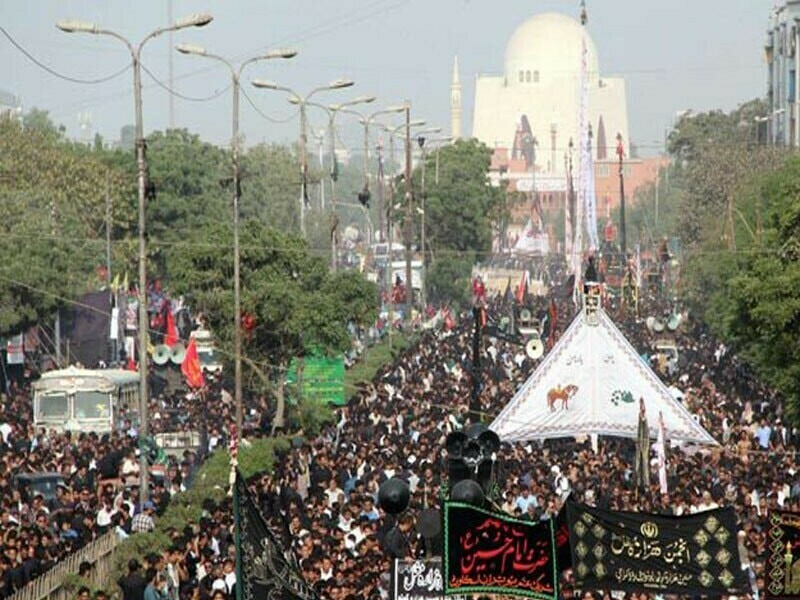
[504,12,598,86]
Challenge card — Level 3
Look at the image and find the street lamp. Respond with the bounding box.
[291,96,376,271]
[336,105,406,246]
[58,10,214,501]
[176,44,296,441]
[616,132,627,255]
[252,78,355,236]
[323,97,376,270]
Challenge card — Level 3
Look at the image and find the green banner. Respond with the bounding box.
[287,356,346,406]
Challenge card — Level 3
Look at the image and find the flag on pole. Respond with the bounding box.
[181,338,205,389]
[164,308,178,348]
[657,411,668,495]
[547,298,558,347]
[515,270,529,305]
[234,470,319,600]
[634,398,650,492]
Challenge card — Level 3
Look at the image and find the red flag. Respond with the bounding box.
[181,338,205,389]
[444,307,455,331]
[165,309,178,348]
[515,271,528,305]
[548,298,558,347]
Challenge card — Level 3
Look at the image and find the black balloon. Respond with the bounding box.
[445,431,468,458]
[450,479,485,506]
[378,477,410,515]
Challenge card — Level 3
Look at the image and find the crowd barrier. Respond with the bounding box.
[7,530,119,600]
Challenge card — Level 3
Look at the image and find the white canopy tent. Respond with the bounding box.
[490,303,716,445]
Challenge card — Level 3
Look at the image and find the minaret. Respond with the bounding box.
[451,55,462,140]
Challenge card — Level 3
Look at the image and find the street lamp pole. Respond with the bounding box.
[252,79,355,237]
[176,45,296,439]
[413,128,441,309]
[616,132,627,255]
[58,12,213,502]
[403,103,414,321]
[287,96,375,271]
[337,106,406,245]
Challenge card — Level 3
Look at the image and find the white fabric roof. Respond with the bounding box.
[490,306,717,445]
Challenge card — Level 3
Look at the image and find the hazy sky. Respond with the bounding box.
[2,1,769,155]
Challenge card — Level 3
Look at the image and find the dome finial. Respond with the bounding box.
[580,0,588,26]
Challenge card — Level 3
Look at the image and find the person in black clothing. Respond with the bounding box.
[118,559,147,600]
[381,514,414,559]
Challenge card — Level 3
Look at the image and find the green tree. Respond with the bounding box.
[0,118,131,334]
[166,219,376,430]
[419,139,503,258]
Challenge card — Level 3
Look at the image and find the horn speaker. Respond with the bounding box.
[170,342,187,365]
[152,345,170,366]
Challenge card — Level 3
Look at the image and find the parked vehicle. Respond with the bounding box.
[33,366,139,433]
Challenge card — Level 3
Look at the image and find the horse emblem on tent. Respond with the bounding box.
[547,384,578,411]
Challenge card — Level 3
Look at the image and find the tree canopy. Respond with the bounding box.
[166,219,377,373]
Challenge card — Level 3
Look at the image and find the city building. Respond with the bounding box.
[466,12,630,174]
[765,1,800,146]
[0,88,22,122]
[451,9,665,250]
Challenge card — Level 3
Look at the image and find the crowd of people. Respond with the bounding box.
[242,263,793,600]
[1,254,796,600]
[0,371,210,599]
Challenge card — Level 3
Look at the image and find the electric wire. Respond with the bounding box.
[141,63,231,103]
[1,26,131,85]
[240,87,300,124]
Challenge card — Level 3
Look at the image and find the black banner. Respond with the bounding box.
[566,501,746,595]
[766,510,800,599]
[444,502,558,600]
[391,559,443,600]
[68,291,111,367]
[234,473,318,600]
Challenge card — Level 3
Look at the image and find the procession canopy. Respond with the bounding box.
[490,297,716,445]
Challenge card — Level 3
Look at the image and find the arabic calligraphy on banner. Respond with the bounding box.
[391,559,443,600]
[443,502,558,600]
[234,474,319,600]
[766,511,800,599]
[565,501,746,595]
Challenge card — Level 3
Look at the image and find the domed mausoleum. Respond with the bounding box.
[465,12,629,176]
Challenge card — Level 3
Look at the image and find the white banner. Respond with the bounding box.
[6,334,24,365]
[110,307,120,341]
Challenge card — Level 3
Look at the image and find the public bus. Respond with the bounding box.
[32,366,139,433]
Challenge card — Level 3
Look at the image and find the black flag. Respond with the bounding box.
[234,472,319,600]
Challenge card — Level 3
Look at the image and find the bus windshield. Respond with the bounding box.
[38,393,69,420]
[74,391,110,419]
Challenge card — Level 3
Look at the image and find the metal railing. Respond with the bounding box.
[6,530,119,600]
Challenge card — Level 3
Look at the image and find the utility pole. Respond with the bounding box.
[329,112,338,272]
[388,133,396,349]
[377,140,385,243]
[232,71,243,437]
[167,0,174,129]
[176,44,296,440]
[58,12,215,502]
[105,176,115,365]
[616,132,627,255]
[299,102,308,236]
[418,138,427,308]
[470,305,483,419]
[403,103,414,322]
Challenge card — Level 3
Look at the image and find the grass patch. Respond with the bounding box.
[107,436,289,589]
[344,333,413,396]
